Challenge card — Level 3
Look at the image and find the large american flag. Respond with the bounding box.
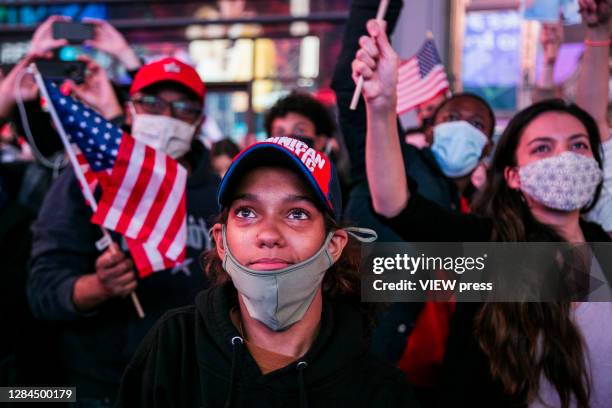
[396,38,450,116]
[45,80,187,277]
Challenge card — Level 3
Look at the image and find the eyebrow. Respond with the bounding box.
[568,133,590,141]
[527,133,589,146]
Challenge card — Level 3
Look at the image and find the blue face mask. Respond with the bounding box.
[430,120,488,178]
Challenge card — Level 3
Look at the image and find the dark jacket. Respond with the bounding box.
[0,161,59,386]
[116,283,420,408]
[385,190,612,407]
[27,141,219,400]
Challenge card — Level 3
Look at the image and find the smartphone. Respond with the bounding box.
[34,59,86,84]
[52,21,94,43]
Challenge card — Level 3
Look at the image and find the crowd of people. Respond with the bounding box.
[1,0,611,407]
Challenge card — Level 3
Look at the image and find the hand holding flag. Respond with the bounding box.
[350,0,390,110]
[352,19,399,111]
[40,76,188,279]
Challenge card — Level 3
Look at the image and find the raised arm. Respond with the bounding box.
[352,20,408,217]
[576,0,611,141]
[532,22,563,103]
[330,0,403,186]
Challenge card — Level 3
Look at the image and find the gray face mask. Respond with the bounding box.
[221,225,377,331]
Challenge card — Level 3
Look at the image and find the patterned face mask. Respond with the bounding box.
[518,151,602,211]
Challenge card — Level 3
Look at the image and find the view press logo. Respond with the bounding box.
[361,242,612,303]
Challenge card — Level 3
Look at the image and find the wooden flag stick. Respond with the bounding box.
[32,65,145,319]
[349,0,390,110]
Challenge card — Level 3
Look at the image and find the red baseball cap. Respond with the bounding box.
[130,57,206,102]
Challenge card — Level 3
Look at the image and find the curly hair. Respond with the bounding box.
[264,91,336,138]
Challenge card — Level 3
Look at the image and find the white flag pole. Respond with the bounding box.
[32,65,145,319]
[349,0,390,110]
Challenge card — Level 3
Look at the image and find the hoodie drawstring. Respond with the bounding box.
[224,336,244,408]
[296,361,309,408]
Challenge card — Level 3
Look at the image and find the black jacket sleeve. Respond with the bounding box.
[331,0,404,187]
[27,167,102,321]
[380,189,493,242]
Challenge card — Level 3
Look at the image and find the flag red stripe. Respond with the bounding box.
[115,146,156,234]
[397,87,449,116]
[397,66,446,94]
[397,70,449,113]
[157,191,186,257]
[135,154,178,242]
[397,77,449,113]
[398,76,449,109]
[397,82,449,115]
[127,239,153,278]
[92,135,134,226]
[397,63,419,81]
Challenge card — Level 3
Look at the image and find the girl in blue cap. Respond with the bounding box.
[116,137,419,408]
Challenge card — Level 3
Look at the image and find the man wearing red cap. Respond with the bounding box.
[28,57,219,406]
[128,57,206,160]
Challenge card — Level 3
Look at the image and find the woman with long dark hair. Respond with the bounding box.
[353,18,612,408]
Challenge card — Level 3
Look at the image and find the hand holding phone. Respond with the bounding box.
[82,18,142,71]
[30,15,71,55]
[52,21,95,44]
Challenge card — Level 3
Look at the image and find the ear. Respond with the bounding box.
[327,229,348,263]
[504,165,521,190]
[313,135,328,152]
[211,223,225,260]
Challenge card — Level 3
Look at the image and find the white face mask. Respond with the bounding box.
[130,105,196,159]
[518,151,602,211]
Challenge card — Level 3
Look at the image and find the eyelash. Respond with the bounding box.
[446,114,484,131]
[288,208,309,220]
[234,206,255,218]
[233,206,310,220]
[572,142,589,150]
[531,142,589,155]
[532,145,550,154]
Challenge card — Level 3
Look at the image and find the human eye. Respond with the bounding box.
[571,141,590,151]
[287,208,310,220]
[292,126,307,136]
[272,127,285,137]
[531,144,550,154]
[470,120,485,131]
[447,112,461,122]
[173,101,201,119]
[234,206,256,219]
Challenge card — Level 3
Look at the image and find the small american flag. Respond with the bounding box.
[45,80,187,277]
[396,38,450,116]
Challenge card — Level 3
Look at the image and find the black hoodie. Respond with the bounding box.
[116,283,419,407]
